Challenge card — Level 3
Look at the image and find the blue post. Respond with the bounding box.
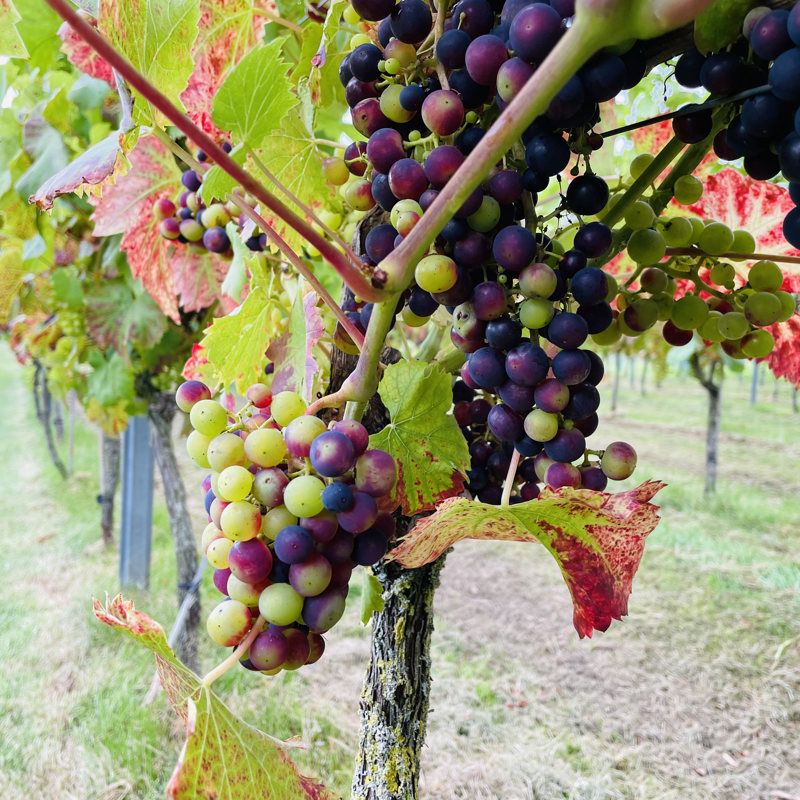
[750,361,759,406]
[119,415,154,588]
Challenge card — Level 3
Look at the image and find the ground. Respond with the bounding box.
[0,346,798,800]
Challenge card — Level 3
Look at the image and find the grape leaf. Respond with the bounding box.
[694,0,757,53]
[93,594,334,800]
[87,350,136,406]
[98,0,199,125]
[269,290,325,402]
[0,0,28,58]
[369,360,471,516]
[307,0,347,108]
[181,0,272,135]
[51,265,84,309]
[15,114,69,200]
[360,569,385,625]
[14,0,61,69]
[85,280,167,351]
[212,38,298,150]
[58,17,115,85]
[391,481,666,638]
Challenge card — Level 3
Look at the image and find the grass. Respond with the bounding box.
[0,345,798,800]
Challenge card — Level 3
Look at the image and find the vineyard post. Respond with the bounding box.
[99,432,121,547]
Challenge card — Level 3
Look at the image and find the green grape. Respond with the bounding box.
[544,239,564,270]
[651,292,674,321]
[623,299,658,332]
[699,311,725,342]
[617,314,643,337]
[662,217,693,247]
[697,222,734,256]
[415,254,458,293]
[639,267,668,294]
[186,430,212,468]
[718,311,749,340]
[190,399,228,437]
[262,505,298,540]
[202,522,223,553]
[624,201,655,230]
[731,229,756,254]
[627,228,666,265]
[201,203,232,228]
[630,153,654,179]
[207,536,233,569]
[350,32,371,48]
[466,196,501,232]
[207,432,246,472]
[604,273,619,303]
[775,290,797,322]
[380,84,414,123]
[402,306,429,327]
[283,475,325,517]
[671,294,708,330]
[180,219,205,242]
[709,261,735,286]
[271,391,307,427]
[319,209,342,230]
[207,600,252,647]
[323,157,350,186]
[744,291,782,326]
[344,179,375,211]
[748,260,783,292]
[523,409,559,442]
[220,500,261,542]
[390,199,423,229]
[343,4,360,23]
[259,584,303,626]
[592,319,622,345]
[689,218,706,243]
[244,427,287,467]
[385,39,416,67]
[217,465,254,502]
[673,175,703,205]
[741,329,775,358]
[519,298,554,329]
[227,575,263,607]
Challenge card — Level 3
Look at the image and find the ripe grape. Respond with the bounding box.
[274,525,315,565]
[465,34,509,86]
[493,225,535,272]
[302,588,347,633]
[366,128,405,174]
[436,28,470,69]
[566,174,609,215]
[229,538,273,584]
[508,3,561,63]
[468,346,507,389]
[249,627,289,671]
[289,553,333,597]
[337,490,378,533]
[552,349,591,386]
[548,312,589,349]
[488,404,525,441]
[355,449,397,496]
[534,378,569,412]
[322,482,355,512]
[176,381,211,413]
[543,428,585,462]
[424,145,464,188]
[421,90,465,136]
[545,462,582,489]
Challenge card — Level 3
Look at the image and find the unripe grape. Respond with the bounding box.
[625,201,655,230]
[601,441,637,480]
[190,399,228,436]
[710,261,735,286]
[466,195,501,232]
[639,267,668,294]
[697,222,734,256]
[699,311,725,342]
[731,229,756,254]
[262,505,298,541]
[289,553,333,597]
[153,197,177,219]
[741,329,775,357]
[246,383,271,408]
[519,298,554,329]
[303,588,347,633]
[623,299,658,332]
[207,600,252,646]
[748,260,783,292]
[186,430,212,468]
[201,522,224,553]
[744,291,782,326]
[775,290,797,322]
[244,427,287,467]
[217,465,254,502]
[673,175,703,204]
[344,179,376,211]
[661,217,693,246]
[283,415,327,458]
[207,537,233,569]
[421,90,465,136]
[207,432,246,472]
[271,391,307,427]
[355,449,397,497]
[181,218,205,242]
[524,409,559,442]
[323,157,350,186]
[200,203,232,229]
[671,295,708,330]
[415,254,458,293]
[592,319,622,345]
[518,262,557,298]
[718,311,749,340]
[221,500,261,542]
[284,475,326,518]
[627,228,666,265]
[402,307,429,326]
[630,153,654,179]
[160,217,181,240]
[384,38,416,67]
[259,583,303,626]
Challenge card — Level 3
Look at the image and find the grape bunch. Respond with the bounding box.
[673,6,800,248]
[177,380,398,675]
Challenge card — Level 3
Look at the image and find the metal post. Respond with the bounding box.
[750,361,759,406]
[119,415,154,588]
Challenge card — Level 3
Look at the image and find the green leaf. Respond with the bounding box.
[99,0,200,125]
[369,360,471,516]
[212,38,298,150]
[14,0,61,68]
[199,144,246,204]
[360,569,384,625]
[15,116,69,200]
[93,595,334,800]
[0,0,28,58]
[87,350,136,407]
[694,0,758,53]
[306,0,347,108]
[52,266,84,309]
[391,482,667,638]
[85,280,167,351]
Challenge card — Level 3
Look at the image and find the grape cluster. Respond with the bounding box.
[177,380,398,675]
[674,6,800,248]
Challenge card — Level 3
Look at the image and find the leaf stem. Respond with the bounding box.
[433,0,449,90]
[43,0,387,302]
[500,449,521,507]
[201,615,265,687]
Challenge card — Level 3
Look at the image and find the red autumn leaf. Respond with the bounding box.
[182,342,209,381]
[391,481,666,638]
[58,18,115,87]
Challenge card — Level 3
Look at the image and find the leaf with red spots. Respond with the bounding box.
[369,360,471,516]
[58,18,114,85]
[93,594,335,800]
[391,482,666,638]
[0,0,28,58]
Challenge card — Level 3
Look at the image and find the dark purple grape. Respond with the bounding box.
[349,43,383,82]
[465,34,509,85]
[448,69,491,109]
[399,83,425,112]
[409,287,439,316]
[559,249,587,279]
[497,381,535,413]
[310,431,357,477]
[486,317,522,350]
[322,482,354,513]
[344,141,368,176]
[301,511,339,543]
[229,538,273,583]
[467,466,490,492]
[585,350,604,385]
[547,74,585,121]
[488,170,523,204]
[726,115,765,158]
[337,491,378,534]
[487,403,525,441]
[388,158,428,200]
[492,225,535,272]
[571,267,608,306]
[454,187,485,218]
[352,529,389,566]
[469,439,493,465]
[565,174,609,216]
[564,383,600,421]
[436,28,471,69]
[620,41,647,89]
[505,342,549,386]
[552,349,591,386]
[750,10,792,60]
[321,530,355,564]
[675,47,705,88]
[451,0,494,37]
[741,93,792,140]
[791,4,800,45]
[468,346,507,389]
[545,461,581,489]
[367,128,406,174]
[275,525,315,565]
[203,226,230,253]
[574,222,611,257]
[508,3,561,63]
[377,15,393,45]
[779,132,800,182]
[351,0,396,21]
[346,78,378,107]
[204,488,215,515]
[479,485,503,504]
[534,378,569,412]
[424,145,464,187]
[745,151,780,181]
[520,481,540,500]
[440,218,470,242]
[525,133,570,177]
[789,182,800,205]
[580,466,608,491]
[453,231,491,267]
[352,98,391,136]
[573,411,598,437]
[713,128,739,161]
[548,312,588,349]
[390,0,432,42]
[330,420,369,456]
[700,53,745,96]
[372,173,399,211]
[339,55,353,87]
[249,627,289,670]
[419,188,439,210]
[472,281,507,320]
[360,303,374,329]
[784,206,800,247]
[365,223,398,262]
[496,57,534,102]
[303,588,346,633]
[468,398,491,424]
[455,125,486,153]
[543,428,585,462]
[515,436,542,457]
[181,170,202,191]
[355,449,397,497]
[581,53,626,102]
[672,106,713,144]
[487,450,511,480]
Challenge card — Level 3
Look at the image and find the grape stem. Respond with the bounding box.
[432,0,450,91]
[43,0,387,303]
[500,448,521,508]
[201,615,266,688]
[666,247,800,265]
